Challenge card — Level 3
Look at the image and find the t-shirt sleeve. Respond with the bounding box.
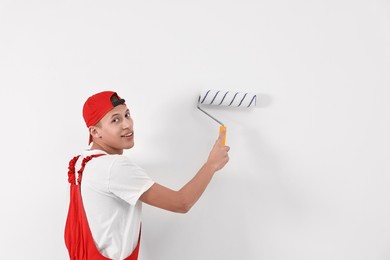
[108,156,155,205]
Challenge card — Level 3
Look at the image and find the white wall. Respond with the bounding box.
[1,0,389,259]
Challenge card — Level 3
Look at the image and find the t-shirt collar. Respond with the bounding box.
[82,149,108,157]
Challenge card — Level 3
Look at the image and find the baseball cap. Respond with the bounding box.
[83,91,126,144]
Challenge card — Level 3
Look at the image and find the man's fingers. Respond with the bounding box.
[217,126,227,143]
[218,133,225,142]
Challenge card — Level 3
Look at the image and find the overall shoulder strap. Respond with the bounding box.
[67,154,105,185]
[67,155,80,185]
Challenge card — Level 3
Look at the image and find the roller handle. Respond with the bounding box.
[219,125,227,146]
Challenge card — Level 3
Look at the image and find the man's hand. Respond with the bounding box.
[206,128,230,172]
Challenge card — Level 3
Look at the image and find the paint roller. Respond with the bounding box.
[197,90,257,145]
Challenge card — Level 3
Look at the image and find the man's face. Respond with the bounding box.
[93,104,134,154]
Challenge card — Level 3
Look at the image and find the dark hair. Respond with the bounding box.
[110,93,120,103]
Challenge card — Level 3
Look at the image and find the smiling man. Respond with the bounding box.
[64,91,230,260]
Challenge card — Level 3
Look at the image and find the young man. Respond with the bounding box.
[65,91,230,260]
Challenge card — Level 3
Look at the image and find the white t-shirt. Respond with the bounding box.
[75,149,154,260]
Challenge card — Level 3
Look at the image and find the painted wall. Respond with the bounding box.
[1,0,389,259]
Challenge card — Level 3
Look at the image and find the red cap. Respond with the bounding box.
[83,91,126,144]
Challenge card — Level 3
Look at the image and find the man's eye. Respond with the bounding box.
[125,113,131,118]
[112,118,119,123]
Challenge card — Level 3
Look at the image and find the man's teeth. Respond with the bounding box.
[124,133,133,137]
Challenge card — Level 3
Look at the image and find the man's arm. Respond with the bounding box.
[139,130,230,213]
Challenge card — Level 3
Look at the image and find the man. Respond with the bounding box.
[65,91,230,260]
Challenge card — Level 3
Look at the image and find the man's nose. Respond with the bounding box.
[123,118,133,129]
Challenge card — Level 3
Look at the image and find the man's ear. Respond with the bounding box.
[89,126,101,139]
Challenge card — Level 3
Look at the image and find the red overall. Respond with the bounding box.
[65,154,141,260]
